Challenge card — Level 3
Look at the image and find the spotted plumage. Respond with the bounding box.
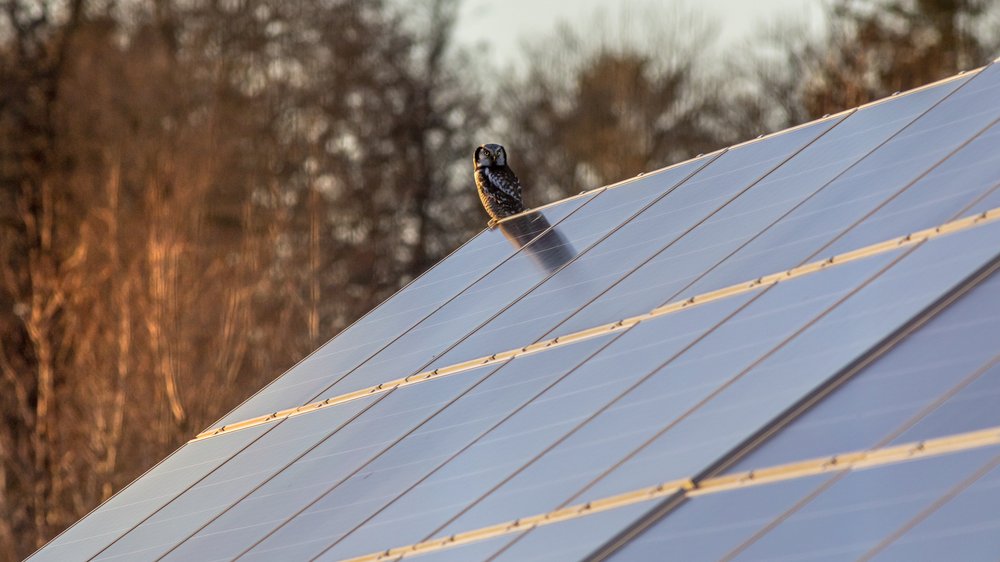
[474,143,524,226]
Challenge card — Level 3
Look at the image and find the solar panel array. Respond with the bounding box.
[31,59,1000,561]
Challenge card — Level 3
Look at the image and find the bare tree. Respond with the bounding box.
[731,0,1000,129]
[0,2,487,558]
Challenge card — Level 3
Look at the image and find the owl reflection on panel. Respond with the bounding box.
[473,143,525,228]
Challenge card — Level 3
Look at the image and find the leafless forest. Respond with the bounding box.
[0,0,996,558]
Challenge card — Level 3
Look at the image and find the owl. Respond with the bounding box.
[474,143,524,227]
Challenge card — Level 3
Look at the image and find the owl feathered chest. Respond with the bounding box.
[475,165,524,220]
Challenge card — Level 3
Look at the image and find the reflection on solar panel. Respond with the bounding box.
[30,60,1000,562]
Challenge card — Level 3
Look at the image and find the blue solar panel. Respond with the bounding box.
[296,292,758,560]
[582,218,1000,504]
[677,68,996,299]
[210,195,594,430]
[166,337,616,560]
[27,425,270,562]
[557,73,971,335]
[423,117,843,368]
[290,155,717,407]
[485,502,655,562]
[868,459,1000,560]
[606,446,1000,562]
[30,64,1000,562]
[727,446,1000,561]
[722,269,1000,472]
[601,475,828,561]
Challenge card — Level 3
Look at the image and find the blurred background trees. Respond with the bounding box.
[0,0,996,558]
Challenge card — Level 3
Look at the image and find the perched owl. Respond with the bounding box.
[474,143,524,227]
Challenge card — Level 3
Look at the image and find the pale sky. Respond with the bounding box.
[454,0,826,62]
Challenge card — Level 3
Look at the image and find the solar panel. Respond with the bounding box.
[163,338,617,560]
[27,425,271,561]
[277,154,716,411]
[211,194,596,430]
[481,502,655,562]
[307,293,757,560]
[422,116,844,368]
[678,65,999,298]
[869,459,1000,560]
[556,72,973,334]
[721,445,1000,561]
[720,268,1000,471]
[604,445,1000,561]
[29,61,1000,562]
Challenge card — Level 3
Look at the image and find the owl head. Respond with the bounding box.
[474,143,507,169]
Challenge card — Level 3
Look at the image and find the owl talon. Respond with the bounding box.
[487,218,499,230]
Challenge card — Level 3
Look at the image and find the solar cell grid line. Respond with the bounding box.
[858,454,1000,562]
[858,456,1000,560]
[597,473,830,562]
[887,357,1000,445]
[310,246,907,561]
[462,217,1000,554]
[421,113,847,370]
[716,266,1000,473]
[965,176,1000,215]
[94,360,509,562]
[550,64,978,337]
[162,336,621,561]
[673,59,1000,301]
[397,532,529,562]
[208,192,596,431]
[370,501,657,562]
[193,204,1000,443]
[280,151,724,409]
[24,425,272,562]
[243,291,764,560]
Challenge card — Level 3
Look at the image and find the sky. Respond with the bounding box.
[454,0,826,63]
